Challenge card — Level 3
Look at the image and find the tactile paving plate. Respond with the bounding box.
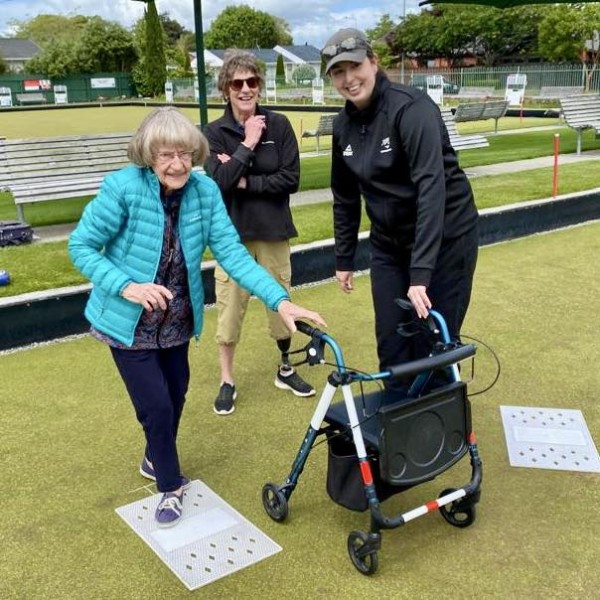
[115,480,282,590]
[500,406,600,472]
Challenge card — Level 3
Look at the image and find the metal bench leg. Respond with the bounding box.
[316,135,320,155]
[16,204,25,223]
[576,131,582,156]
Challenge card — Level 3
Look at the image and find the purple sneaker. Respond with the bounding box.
[140,457,192,489]
[155,491,184,528]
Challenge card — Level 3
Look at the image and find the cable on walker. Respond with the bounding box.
[261,310,483,576]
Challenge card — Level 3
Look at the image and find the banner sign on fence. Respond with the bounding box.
[24,79,51,91]
[90,77,116,89]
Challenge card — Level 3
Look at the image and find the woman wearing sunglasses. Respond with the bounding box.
[69,107,325,528]
[204,50,315,416]
[323,28,479,391]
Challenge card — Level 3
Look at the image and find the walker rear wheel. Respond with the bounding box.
[262,483,289,522]
[347,530,379,575]
[438,488,476,528]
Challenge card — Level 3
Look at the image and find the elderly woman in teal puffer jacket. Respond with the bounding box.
[69,107,326,529]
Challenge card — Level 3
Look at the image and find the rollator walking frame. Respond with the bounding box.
[262,311,482,575]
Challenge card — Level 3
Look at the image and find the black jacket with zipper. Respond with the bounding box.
[332,72,478,287]
[204,102,299,242]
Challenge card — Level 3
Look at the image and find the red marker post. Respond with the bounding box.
[552,133,560,197]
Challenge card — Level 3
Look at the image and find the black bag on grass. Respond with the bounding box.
[0,221,33,247]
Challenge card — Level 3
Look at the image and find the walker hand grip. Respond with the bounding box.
[294,320,323,338]
[387,344,476,380]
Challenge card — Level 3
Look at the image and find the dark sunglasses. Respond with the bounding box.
[322,36,370,59]
[230,76,260,91]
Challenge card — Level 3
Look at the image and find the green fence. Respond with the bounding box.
[0,73,134,104]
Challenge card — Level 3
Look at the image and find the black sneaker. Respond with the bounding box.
[274,368,315,397]
[213,383,237,415]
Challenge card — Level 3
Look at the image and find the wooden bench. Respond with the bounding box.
[454,100,509,133]
[439,107,490,152]
[301,114,335,153]
[16,93,48,105]
[456,87,495,99]
[559,95,600,155]
[536,86,583,100]
[0,132,133,221]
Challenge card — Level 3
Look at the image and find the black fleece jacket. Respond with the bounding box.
[332,72,478,286]
[204,103,299,242]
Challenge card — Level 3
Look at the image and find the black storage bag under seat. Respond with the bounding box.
[0,221,33,246]
[326,433,407,512]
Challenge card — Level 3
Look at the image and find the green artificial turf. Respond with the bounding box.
[1,222,599,598]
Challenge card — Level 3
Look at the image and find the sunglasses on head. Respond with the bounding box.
[230,76,260,91]
[322,36,370,59]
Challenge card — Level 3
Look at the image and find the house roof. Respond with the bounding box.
[0,38,42,60]
[277,45,322,62]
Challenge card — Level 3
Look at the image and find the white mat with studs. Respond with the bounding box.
[115,480,281,590]
[500,406,600,472]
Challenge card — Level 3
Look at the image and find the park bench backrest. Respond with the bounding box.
[538,86,583,99]
[457,87,495,99]
[16,92,47,105]
[0,132,133,221]
[439,106,489,152]
[559,95,600,155]
[301,114,336,153]
[454,100,508,133]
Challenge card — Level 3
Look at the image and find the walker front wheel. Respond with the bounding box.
[438,488,476,528]
[262,483,289,522]
[347,530,379,575]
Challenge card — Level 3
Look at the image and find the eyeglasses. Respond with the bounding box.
[230,76,260,91]
[322,37,370,59]
[156,150,193,164]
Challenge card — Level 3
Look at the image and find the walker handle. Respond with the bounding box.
[387,343,476,380]
[294,320,325,339]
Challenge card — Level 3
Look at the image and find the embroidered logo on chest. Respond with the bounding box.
[343,144,353,157]
[380,137,392,153]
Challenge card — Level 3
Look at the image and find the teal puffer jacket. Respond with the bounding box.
[69,165,288,346]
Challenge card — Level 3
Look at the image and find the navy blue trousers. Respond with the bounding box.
[370,227,478,390]
[110,342,190,492]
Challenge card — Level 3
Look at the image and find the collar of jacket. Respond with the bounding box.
[345,71,390,124]
[221,101,268,135]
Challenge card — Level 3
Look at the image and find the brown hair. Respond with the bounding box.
[127,107,209,167]
[217,50,265,100]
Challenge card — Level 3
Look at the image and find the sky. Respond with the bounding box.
[0,0,420,49]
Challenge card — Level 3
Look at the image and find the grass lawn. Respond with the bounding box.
[1,222,599,599]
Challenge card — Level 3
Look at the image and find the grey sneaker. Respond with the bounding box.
[274,368,315,397]
[213,383,237,415]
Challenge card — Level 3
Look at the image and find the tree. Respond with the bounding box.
[159,12,189,47]
[367,14,398,69]
[24,16,136,77]
[10,14,89,48]
[276,53,285,84]
[292,64,316,84]
[0,55,9,75]
[273,17,293,46]
[539,4,600,90]
[205,5,289,49]
[388,5,541,67]
[132,0,167,97]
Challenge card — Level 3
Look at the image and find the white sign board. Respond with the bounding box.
[91,77,116,89]
[54,84,68,104]
[0,87,12,107]
[505,74,527,106]
[165,81,174,103]
[427,75,444,105]
[266,79,277,104]
[312,78,324,105]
